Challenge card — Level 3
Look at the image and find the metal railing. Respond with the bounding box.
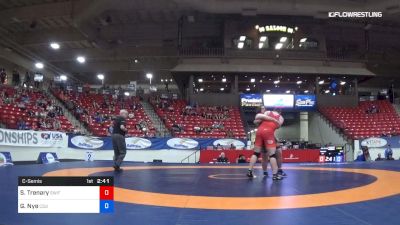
[180,149,201,163]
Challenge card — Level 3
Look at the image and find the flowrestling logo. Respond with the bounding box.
[167,138,199,149]
[71,136,104,149]
[328,12,382,18]
[361,137,387,148]
[125,137,152,150]
[213,139,245,149]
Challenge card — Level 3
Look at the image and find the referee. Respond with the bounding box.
[112,109,128,171]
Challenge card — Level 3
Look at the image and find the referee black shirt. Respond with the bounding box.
[113,116,126,136]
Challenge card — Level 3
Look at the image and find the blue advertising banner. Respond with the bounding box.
[359,136,400,148]
[68,135,247,150]
[240,93,263,107]
[294,95,316,110]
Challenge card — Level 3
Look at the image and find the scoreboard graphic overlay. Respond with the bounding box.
[18,176,114,213]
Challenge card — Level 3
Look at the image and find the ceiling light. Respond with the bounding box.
[300,38,307,43]
[258,43,264,49]
[275,43,283,50]
[170,79,173,82]
[97,74,104,80]
[220,88,225,91]
[286,90,291,93]
[246,88,250,91]
[146,73,153,79]
[198,78,203,83]
[266,89,271,92]
[76,56,86,63]
[280,37,287,42]
[325,90,330,93]
[50,42,60,50]
[35,62,44,69]
[273,80,280,84]
[250,78,255,83]
[255,25,259,29]
[222,78,226,82]
[238,42,244,49]
[60,75,67,81]
[239,36,246,41]
[319,80,324,85]
[304,90,309,93]
[124,92,130,96]
[134,59,139,63]
[296,80,302,84]
[340,81,346,85]
[200,88,204,92]
[259,36,267,42]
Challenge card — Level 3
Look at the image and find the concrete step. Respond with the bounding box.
[44,88,90,135]
[141,101,171,137]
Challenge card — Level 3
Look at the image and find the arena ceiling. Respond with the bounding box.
[0,0,399,84]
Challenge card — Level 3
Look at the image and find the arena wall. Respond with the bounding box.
[0,146,199,163]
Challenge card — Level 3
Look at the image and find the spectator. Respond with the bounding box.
[0,68,6,85]
[217,152,229,163]
[12,69,20,86]
[53,120,61,130]
[23,72,31,87]
[215,143,224,150]
[17,119,27,130]
[361,146,371,161]
[73,126,82,135]
[384,144,393,160]
[230,143,236,150]
[236,154,247,163]
[107,125,113,136]
[375,153,384,161]
[226,130,234,138]
[194,126,202,134]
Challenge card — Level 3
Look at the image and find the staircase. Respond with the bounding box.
[43,88,90,135]
[141,100,170,137]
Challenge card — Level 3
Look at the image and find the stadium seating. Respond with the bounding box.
[150,97,246,139]
[0,86,73,132]
[52,89,156,137]
[320,100,400,140]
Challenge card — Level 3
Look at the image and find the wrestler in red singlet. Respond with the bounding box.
[254,111,282,149]
[247,110,284,180]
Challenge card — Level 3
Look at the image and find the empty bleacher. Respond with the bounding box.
[320,100,400,140]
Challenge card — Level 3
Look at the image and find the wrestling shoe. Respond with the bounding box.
[278,169,287,177]
[247,170,254,178]
[263,171,268,176]
[113,166,123,172]
[272,173,283,180]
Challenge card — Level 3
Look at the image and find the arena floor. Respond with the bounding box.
[1,161,400,225]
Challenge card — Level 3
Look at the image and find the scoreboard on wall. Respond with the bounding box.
[319,146,345,163]
[18,176,114,213]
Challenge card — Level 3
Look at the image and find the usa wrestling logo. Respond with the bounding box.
[41,133,51,140]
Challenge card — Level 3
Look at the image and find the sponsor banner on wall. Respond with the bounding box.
[0,128,67,148]
[359,136,400,148]
[68,135,246,150]
[240,94,263,107]
[294,95,316,110]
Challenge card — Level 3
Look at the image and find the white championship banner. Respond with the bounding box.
[0,128,67,148]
